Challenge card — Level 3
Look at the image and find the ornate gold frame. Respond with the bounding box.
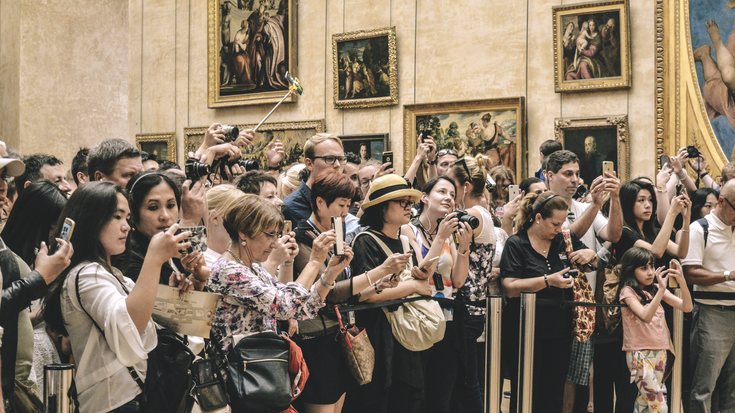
[207,0,298,108]
[553,115,630,182]
[184,120,325,159]
[657,0,729,175]
[135,133,177,162]
[332,27,398,109]
[403,98,525,179]
[552,0,631,93]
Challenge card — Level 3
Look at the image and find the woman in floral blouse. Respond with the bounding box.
[207,194,352,352]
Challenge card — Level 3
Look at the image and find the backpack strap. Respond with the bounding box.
[696,217,709,248]
[74,264,145,391]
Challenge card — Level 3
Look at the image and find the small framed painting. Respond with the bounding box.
[338,133,390,163]
[135,133,177,163]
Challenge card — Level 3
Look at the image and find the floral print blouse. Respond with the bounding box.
[208,258,324,351]
[458,241,496,316]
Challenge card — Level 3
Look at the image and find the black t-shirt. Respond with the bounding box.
[500,230,587,339]
[351,229,405,276]
[612,227,673,268]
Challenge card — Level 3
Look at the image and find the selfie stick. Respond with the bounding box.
[253,72,304,132]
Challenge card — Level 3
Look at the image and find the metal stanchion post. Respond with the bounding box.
[517,292,536,413]
[670,288,684,413]
[485,296,503,413]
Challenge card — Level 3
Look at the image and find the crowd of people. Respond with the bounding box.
[0,124,730,413]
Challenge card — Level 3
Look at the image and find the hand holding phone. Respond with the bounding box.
[668,261,679,288]
[419,256,441,271]
[382,151,393,166]
[509,184,521,201]
[331,217,344,256]
[602,161,614,177]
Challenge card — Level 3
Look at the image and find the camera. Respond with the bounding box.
[563,269,578,279]
[219,125,240,143]
[686,145,700,158]
[185,158,211,180]
[454,209,480,229]
[217,159,259,178]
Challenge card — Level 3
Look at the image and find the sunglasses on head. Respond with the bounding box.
[437,149,458,158]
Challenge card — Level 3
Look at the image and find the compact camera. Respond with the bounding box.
[219,125,240,143]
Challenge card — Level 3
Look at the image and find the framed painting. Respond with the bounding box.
[552,0,631,93]
[135,133,177,163]
[553,115,630,183]
[207,0,298,108]
[332,27,398,109]
[184,120,325,167]
[338,133,390,163]
[403,98,525,180]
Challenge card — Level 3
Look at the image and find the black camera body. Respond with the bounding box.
[686,145,700,159]
[185,158,210,181]
[219,125,240,143]
[218,159,259,177]
[563,269,579,279]
[454,209,480,229]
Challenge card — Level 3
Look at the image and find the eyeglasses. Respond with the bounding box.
[263,231,283,242]
[391,199,412,209]
[312,155,347,165]
[437,149,458,158]
[723,196,735,213]
[453,157,473,180]
[360,177,374,188]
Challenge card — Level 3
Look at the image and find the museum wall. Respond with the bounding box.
[0,0,129,163]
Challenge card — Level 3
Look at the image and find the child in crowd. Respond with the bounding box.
[617,247,692,412]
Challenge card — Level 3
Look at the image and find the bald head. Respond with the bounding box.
[721,180,735,201]
[716,180,735,226]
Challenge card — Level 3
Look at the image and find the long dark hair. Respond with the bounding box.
[126,172,181,228]
[1,180,67,267]
[619,180,658,241]
[615,247,658,304]
[43,181,129,335]
[690,188,718,220]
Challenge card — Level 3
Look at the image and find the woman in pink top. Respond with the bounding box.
[617,247,692,412]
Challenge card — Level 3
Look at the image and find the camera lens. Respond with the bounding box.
[241,159,259,171]
[220,125,240,143]
[185,159,210,180]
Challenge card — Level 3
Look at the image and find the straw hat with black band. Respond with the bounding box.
[361,174,421,211]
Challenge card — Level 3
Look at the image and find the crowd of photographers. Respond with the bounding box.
[0,124,730,413]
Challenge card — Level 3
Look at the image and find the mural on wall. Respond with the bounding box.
[208,0,297,107]
[690,0,735,159]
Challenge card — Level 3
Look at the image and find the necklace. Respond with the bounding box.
[226,248,245,265]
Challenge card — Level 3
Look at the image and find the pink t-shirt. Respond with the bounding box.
[619,286,670,351]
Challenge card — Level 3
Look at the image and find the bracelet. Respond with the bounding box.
[365,271,373,285]
[319,276,335,290]
[701,171,709,178]
[680,229,689,233]
[544,274,550,289]
[655,187,668,194]
[374,284,383,294]
[458,250,469,258]
[268,165,281,171]
[282,261,294,267]
[427,159,437,166]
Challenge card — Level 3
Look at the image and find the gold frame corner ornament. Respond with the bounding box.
[553,115,630,182]
[332,26,398,110]
[135,133,177,163]
[552,0,631,93]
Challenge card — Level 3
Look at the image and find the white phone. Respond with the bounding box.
[509,184,521,201]
[331,216,344,255]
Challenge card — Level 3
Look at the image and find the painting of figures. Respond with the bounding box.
[208,0,297,107]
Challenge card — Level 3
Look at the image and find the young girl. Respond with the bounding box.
[617,247,693,412]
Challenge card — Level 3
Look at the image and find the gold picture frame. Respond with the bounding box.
[332,27,398,109]
[403,98,525,180]
[553,115,630,182]
[657,0,732,176]
[207,0,298,108]
[184,120,325,167]
[552,0,631,93]
[135,133,177,163]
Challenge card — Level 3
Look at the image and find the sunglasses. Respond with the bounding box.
[453,157,473,179]
[437,149,458,158]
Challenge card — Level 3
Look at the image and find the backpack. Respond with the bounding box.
[696,217,709,247]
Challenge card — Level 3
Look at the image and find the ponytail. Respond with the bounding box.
[514,191,568,233]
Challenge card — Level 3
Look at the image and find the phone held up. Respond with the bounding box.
[51,218,75,253]
[676,184,685,197]
[331,216,344,256]
[509,184,521,201]
[283,220,292,235]
[602,161,614,176]
[668,261,679,289]
[382,151,393,166]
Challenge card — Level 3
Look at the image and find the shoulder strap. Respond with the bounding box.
[354,230,394,258]
[696,217,709,248]
[74,265,145,391]
[561,229,574,255]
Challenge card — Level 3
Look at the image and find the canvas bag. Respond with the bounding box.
[356,231,446,352]
[561,229,596,342]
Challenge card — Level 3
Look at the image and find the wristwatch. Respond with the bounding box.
[725,271,731,282]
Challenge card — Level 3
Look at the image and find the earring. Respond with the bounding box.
[536,221,540,225]
[241,240,247,247]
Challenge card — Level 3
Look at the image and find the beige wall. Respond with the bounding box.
[0,0,129,165]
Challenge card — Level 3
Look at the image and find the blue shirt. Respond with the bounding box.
[534,167,546,182]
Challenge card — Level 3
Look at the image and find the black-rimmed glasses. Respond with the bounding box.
[391,199,412,209]
[723,196,735,213]
[311,155,347,165]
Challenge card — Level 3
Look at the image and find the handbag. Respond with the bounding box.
[600,265,623,335]
[191,344,229,412]
[355,231,446,352]
[334,305,374,385]
[10,379,43,413]
[561,229,596,342]
[225,331,293,413]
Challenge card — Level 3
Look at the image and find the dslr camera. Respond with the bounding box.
[185,158,210,181]
[218,159,259,177]
[686,145,700,158]
[454,209,480,229]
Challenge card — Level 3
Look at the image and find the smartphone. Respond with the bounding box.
[509,184,521,201]
[175,225,208,254]
[420,130,432,142]
[420,256,441,271]
[668,261,679,289]
[283,220,292,235]
[60,218,75,242]
[432,272,444,291]
[382,151,393,165]
[659,155,670,169]
[676,184,685,197]
[602,161,614,176]
[331,216,344,256]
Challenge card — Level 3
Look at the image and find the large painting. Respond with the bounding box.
[184,120,325,167]
[553,0,631,93]
[208,0,298,108]
[403,98,525,180]
[332,27,398,109]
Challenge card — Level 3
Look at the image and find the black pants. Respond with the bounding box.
[592,339,637,413]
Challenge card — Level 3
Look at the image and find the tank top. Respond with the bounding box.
[407,222,455,299]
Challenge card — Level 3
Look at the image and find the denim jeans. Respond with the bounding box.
[107,394,143,413]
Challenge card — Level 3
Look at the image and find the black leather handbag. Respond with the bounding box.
[225,331,292,413]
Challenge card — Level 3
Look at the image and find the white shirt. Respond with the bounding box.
[563,200,608,292]
[681,212,735,305]
[204,248,223,269]
[62,262,157,413]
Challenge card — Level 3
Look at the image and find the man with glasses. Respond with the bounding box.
[683,180,735,412]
